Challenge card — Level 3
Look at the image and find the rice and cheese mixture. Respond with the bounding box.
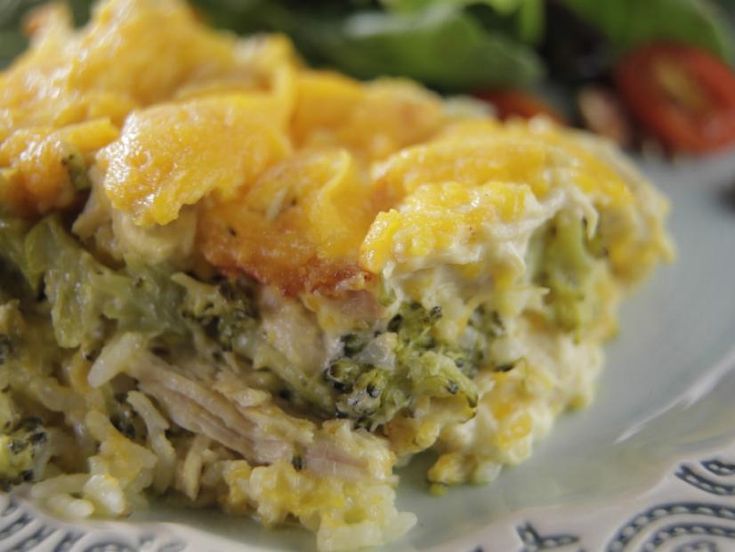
[0,1,672,549]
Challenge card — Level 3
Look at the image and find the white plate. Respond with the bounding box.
[1,153,734,552]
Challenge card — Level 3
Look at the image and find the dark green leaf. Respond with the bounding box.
[384,0,544,44]
[561,0,735,62]
[289,5,543,89]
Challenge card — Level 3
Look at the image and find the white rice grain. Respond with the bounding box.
[30,473,88,499]
[88,333,145,387]
[45,494,95,519]
[177,434,210,501]
[83,474,126,516]
[127,391,176,494]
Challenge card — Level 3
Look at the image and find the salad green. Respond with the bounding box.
[2,0,732,87]
[563,0,734,62]
[194,0,733,88]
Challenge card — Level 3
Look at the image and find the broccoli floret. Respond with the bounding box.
[0,417,48,489]
[340,333,370,358]
[387,302,441,349]
[174,274,258,353]
[0,302,27,371]
[531,211,607,334]
[324,302,482,428]
[0,217,35,303]
[214,279,258,352]
[407,351,477,407]
[22,218,190,349]
[394,305,478,409]
[325,358,362,392]
[338,368,389,419]
[445,306,506,373]
[0,335,13,365]
[469,306,505,340]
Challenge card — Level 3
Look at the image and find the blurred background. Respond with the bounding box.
[2,0,735,156]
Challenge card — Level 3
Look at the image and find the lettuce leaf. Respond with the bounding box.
[383,0,544,44]
[304,5,542,88]
[561,0,735,62]
[197,0,544,89]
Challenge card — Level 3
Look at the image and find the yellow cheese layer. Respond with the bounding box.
[0,0,656,295]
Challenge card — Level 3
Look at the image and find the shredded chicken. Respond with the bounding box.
[129,349,393,480]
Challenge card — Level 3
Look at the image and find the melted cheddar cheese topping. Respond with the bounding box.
[0,0,655,296]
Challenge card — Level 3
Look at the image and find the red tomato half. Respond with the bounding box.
[475,89,568,125]
[615,43,735,153]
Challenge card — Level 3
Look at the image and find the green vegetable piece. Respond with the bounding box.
[256,342,335,413]
[0,217,35,302]
[324,301,484,427]
[325,358,363,392]
[0,29,27,69]
[561,0,735,62]
[173,273,258,353]
[408,351,478,406]
[532,211,606,334]
[199,0,543,89]
[2,215,261,356]
[383,0,544,44]
[24,217,188,348]
[376,278,397,307]
[393,302,438,349]
[515,0,543,43]
[0,217,29,272]
[340,333,369,357]
[0,335,13,365]
[0,416,48,489]
[304,5,543,89]
[338,367,389,418]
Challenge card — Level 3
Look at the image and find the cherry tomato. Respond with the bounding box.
[475,89,568,125]
[615,42,735,153]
